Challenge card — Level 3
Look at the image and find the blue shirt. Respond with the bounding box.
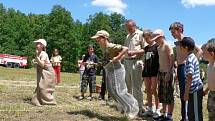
[185,53,203,93]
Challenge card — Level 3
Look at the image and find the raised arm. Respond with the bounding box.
[194,45,203,59]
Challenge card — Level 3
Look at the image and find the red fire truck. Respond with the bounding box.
[0,54,28,68]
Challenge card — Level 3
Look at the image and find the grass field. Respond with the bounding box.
[0,66,208,121]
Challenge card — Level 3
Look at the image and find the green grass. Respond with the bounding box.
[0,66,209,121]
[0,66,102,86]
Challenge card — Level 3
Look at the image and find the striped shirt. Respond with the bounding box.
[185,53,203,93]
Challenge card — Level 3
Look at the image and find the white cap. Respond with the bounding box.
[91,30,109,39]
[34,39,47,47]
[152,29,164,41]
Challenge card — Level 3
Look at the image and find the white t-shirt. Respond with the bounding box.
[50,55,62,66]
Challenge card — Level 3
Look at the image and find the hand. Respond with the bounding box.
[32,59,37,64]
[203,90,209,96]
[36,50,39,57]
[164,72,171,82]
[183,93,189,101]
[127,51,135,56]
[83,62,89,65]
[112,57,118,63]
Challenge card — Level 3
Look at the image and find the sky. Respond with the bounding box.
[0,0,215,46]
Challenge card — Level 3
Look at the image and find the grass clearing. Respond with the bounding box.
[0,66,208,121]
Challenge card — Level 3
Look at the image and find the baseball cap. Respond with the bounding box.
[180,37,195,51]
[33,39,47,47]
[152,29,164,41]
[91,30,109,39]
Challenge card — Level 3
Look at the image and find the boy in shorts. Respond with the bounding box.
[152,29,174,121]
[202,39,215,121]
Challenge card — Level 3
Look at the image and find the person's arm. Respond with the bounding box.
[203,87,209,96]
[166,45,174,72]
[81,55,88,65]
[174,61,178,80]
[164,45,174,82]
[35,51,46,68]
[184,73,192,101]
[50,56,54,64]
[184,59,194,101]
[194,45,203,59]
[127,49,144,56]
[59,56,62,63]
[93,55,99,66]
[35,56,45,68]
[113,46,128,63]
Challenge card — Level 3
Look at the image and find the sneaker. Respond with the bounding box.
[153,110,161,119]
[106,99,114,106]
[79,96,84,100]
[116,103,124,114]
[142,110,153,117]
[163,116,173,121]
[86,96,92,101]
[180,119,189,121]
[127,112,136,119]
[153,115,164,121]
[98,95,105,100]
[137,108,146,117]
[174,93,180,98]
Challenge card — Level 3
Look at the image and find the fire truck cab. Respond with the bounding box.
[0,54,28,68]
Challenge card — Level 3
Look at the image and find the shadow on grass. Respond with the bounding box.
[23,97,32,104]
[67,109,129,121]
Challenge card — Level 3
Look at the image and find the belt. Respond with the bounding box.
[125,58,141,60]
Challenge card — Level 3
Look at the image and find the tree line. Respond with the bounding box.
[0,3,128,72]
[0,3,207,73]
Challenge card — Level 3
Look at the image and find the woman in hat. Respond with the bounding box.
[31,39,57,106]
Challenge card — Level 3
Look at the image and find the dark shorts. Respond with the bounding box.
[81,74,96,93]
[142,68,158,77]
[208,91,215,121]
[158,71,174,104]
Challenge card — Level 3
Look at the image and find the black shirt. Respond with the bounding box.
[142,43,159,76]
[83,54,98,76]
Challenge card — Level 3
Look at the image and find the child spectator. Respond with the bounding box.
[152,29,174,121]
[78,55,85,86]
[202,39,215,121]
[142,29,160,118]
[180,37,203,121]
[50,49,62,85]
[79,45,98,100]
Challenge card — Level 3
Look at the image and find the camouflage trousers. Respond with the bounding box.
[208,91,215,121]
[81,74,96,93]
